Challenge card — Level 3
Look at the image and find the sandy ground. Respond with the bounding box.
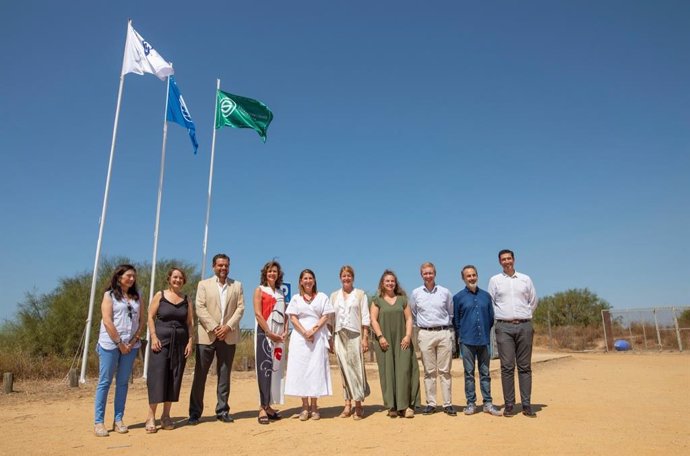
[1,349,688,456]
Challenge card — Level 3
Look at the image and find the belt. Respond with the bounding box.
[418,325,451,331]
[497,319,531,324]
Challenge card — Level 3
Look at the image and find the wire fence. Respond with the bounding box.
[602,307,689,352]
[531,305,690,352]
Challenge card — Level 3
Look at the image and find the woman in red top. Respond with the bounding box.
[253,260,288,424]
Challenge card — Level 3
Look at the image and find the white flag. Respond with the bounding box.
[122,22,174,81]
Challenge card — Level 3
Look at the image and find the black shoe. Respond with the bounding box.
[266,411,282,421]
[503,404,516,417]
[187,416,200,426]
[443,406,457,416]
[422,405,436,415]
[216,412,234,423]
[522,406,536,417]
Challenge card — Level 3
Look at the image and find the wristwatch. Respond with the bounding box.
[377,334,384,340]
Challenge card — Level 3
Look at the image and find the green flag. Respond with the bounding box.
[215,89,273,142]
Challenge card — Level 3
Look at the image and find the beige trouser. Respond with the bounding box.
[417,328,453,407]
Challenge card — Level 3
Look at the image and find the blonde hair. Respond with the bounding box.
[420,262,436,273]
[339,265,355,279]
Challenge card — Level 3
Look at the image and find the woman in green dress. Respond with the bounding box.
[370,269,421,418]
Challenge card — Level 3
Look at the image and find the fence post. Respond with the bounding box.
[602,310,613,352]
[653,308,662,350]
[672,307,683,352]
[547,305,553,350]
[628,325,635,350]
[69,368,79,388]
[641,323,648,350]
[3,373,13,394]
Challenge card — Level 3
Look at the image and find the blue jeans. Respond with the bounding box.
[461,343,492,405]
[94,344,138,424]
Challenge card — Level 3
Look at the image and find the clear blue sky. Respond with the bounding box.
[1,0,688,328]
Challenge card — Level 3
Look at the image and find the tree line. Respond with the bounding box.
[0,258,198,378]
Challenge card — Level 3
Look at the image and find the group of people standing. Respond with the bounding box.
[92,248,538,436]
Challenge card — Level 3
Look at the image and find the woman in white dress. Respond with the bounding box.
[284,269,334,421]
[329,265,370,420]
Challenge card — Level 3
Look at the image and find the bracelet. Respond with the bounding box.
[113,337,122,345]
[377,334,384,340]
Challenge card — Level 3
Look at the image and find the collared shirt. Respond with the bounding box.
[487,271,538,320]
[410,284,453,328]
[329,288,370,334]
[452,287,494,346]
[216,277,228,320]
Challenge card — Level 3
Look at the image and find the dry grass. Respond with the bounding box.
[534,324,603,351]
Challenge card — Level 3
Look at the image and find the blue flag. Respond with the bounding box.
[167,75,198,154]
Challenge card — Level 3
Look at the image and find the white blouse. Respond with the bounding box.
[97,291,142,350]
[329,288,370,334]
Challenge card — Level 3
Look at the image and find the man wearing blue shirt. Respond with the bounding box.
[453,265,502,416]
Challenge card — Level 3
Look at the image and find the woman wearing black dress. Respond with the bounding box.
[145,267,194,432]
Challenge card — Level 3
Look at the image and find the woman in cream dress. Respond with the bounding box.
[329,265,370,420]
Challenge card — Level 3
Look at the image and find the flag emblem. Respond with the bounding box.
[220,98,237,117]
[179,95,192,123]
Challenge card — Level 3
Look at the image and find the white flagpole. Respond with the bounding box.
[79,20,131,383]
[201,78,221,279]
[142,74,172,380]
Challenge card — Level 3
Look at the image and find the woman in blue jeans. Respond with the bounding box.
[94,264,146,437]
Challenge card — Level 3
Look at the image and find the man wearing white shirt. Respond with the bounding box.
[487,249,538,418]
[410,262,456,416]
[188,253,245,425]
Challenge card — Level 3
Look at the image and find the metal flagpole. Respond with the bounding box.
[200,78,220,279]
[142,74,172,379]
[79,20,131,383]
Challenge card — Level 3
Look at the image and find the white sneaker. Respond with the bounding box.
[483,403,503,416]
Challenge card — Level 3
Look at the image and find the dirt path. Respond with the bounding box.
[1,350,688,455]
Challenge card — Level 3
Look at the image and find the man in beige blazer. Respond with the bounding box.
[188,253,244,424]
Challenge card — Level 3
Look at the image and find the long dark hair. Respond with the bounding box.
[107,264,140,301]
[260,260,284,287]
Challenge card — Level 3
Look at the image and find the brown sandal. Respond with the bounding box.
[339,405,352,418]
[353,405,364,420]
[161,417,174,430]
